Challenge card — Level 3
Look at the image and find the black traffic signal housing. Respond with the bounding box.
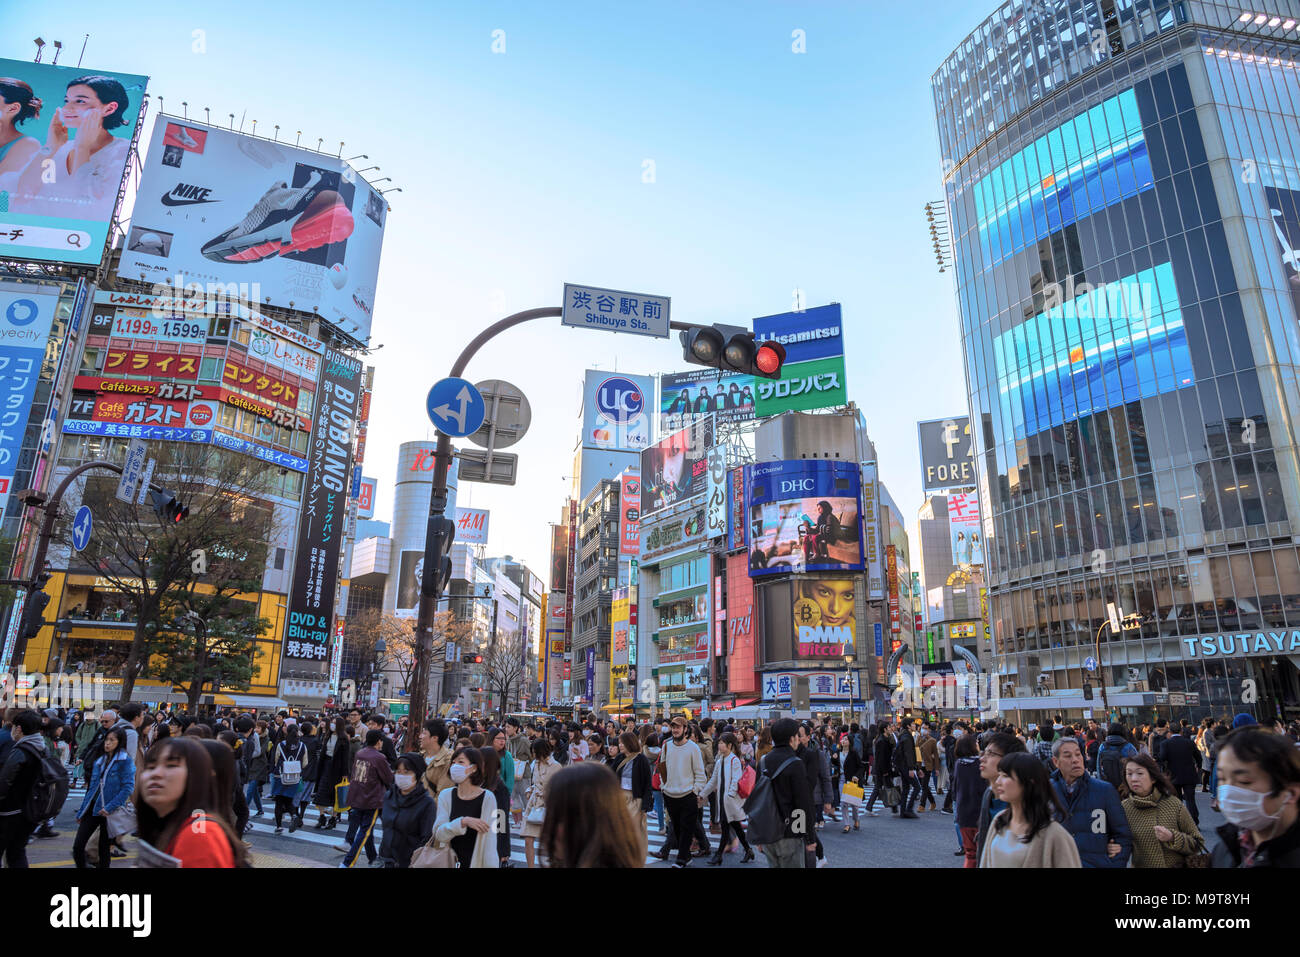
[422,515,457,598]
[149,488,190,524]
[18,581,51,644]
[679,323,787,380]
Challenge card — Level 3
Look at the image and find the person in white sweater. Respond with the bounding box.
[659,716,706,868]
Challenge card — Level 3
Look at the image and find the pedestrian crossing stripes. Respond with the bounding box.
[245,814,708,866]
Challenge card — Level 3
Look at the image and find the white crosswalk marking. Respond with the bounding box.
[245,816,683,865]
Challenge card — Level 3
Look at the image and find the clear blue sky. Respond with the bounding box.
[10,0,990,576]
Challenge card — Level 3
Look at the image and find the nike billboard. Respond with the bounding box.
[122,115,387,342]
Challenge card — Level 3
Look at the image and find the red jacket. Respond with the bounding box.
[348,746,393,809]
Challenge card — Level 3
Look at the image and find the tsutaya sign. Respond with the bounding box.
[1181,631,1300,659]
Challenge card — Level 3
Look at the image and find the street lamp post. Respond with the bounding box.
[843,650,857,725]
[1092,613,1139,720]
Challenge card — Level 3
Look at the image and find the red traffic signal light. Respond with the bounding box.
[679,323,786,380]
[472,654,483,664]
[754,340,786,378]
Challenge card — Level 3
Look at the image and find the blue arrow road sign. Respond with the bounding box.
[72,505,93,552]
[1084,656,1098,672]
[426,377,485,437]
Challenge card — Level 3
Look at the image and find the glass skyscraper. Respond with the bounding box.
[933,0,1300,724]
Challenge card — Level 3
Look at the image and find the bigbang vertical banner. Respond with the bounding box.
[618,472,640,557]
[0,61,149,265]
[124,115,387,342]
[282,348,363,688]
[0,286,60,512]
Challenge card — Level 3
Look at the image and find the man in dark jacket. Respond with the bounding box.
[1050,736,1132,868]
[865,721,897,815]
[894,719,920,818]
[341,729,394,868]
[365,714,398,767]
[757,718,815,868]
[0,710,46,868]
[1162,723,1203,825]
[796,723,830,866]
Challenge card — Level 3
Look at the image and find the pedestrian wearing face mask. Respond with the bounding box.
[379,753,436,868]
[1210,726,1300,868]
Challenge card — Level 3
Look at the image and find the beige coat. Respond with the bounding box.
[521,756,559,839]
[423,746,454,796]
[978,812,1081,868]
[700,752,746,822]
[433,786,499,868]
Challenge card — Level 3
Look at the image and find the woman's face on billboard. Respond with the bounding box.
[811,580,854,627]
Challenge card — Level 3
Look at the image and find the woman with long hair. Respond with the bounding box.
[699,731,753,864]
[979,753,1079,868]
[541,762,645,868]
[432,747,499,868]
[1121,753,1204,867]
[313,716,350,830]
[72,727,134,869]
[0,78,41,177]
[644,732,666,833]
[611,731,653,857]
[521,736,559,868]
[136,737,245,867]
[480,746,513,867]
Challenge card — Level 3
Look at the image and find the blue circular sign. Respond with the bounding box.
[595,375,644,424]
[5,299,38,327]
[72,505,94,552]
[426,377,485,438]
[1084,656,1098,672]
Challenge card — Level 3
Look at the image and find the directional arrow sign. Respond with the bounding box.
[426,377,485,438]
[71,505,93,552]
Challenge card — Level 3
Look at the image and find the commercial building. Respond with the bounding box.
[933,0,1300,724]
[571,477,623,708]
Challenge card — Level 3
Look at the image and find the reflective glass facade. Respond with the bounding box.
[934,0,1300,723]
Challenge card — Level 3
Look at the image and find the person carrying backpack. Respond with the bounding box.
[743,717,814,868]
[0,710,68,868]
[270,723,309,834]
[1034,726,1056,765]
[1096,722,1139,790]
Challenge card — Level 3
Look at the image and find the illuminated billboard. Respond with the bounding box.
[618,471,640,556]
[793,578,857,657]
[123,115,386,342]
[974,87,1154,267]
[660,368,754,432]
[947,492,984,566]
[640,417,713,516]
[745,460,862,577]
[581,370,654,452]
[993,261,1193,438]
[752,304,848,416]
[0,61,148,265]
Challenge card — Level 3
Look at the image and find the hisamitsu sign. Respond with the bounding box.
[562,283,670,339]
[1181,631,1300,659]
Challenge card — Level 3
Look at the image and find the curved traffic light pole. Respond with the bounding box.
[7,459,174,668]
[406,308,699,730]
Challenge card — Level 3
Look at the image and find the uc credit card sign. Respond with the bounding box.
[563,283,670,338]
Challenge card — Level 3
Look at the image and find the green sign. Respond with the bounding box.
[926,630,936,664]
[754,354,847,417]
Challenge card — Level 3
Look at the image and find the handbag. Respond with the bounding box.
[410,834,455,869]
[525,805,546,826]
[334,778,350,815]
[840,780,865,807]
[96,754,137,838]
[882,783,902,808]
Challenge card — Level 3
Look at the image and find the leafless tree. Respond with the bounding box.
[482,630,528,717]
[68,443,280,701]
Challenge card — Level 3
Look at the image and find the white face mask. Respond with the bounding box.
[1217,784,1291,832]
[647,746,661,756]
[394,772,416,790]
[450,763,470,784]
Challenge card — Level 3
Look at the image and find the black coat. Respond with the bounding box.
[842,748,867,784]
[1162,734,1201,786]
[1210,817,1300,868]
[894,730,918,773]
[379,783,437,868]
[300,733,323,784]
[313,734,352,806]
[872,734,894,781]
[761,746,814,841]
[612,752,654,811]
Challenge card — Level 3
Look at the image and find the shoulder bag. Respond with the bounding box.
[101,755,137,838]
[410,833,455,868]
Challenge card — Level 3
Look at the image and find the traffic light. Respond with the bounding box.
[18,581,51,644]
[679,323,786,379]
[149,488,189,524]
[471,654,483,664]
[421,515,456,598]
